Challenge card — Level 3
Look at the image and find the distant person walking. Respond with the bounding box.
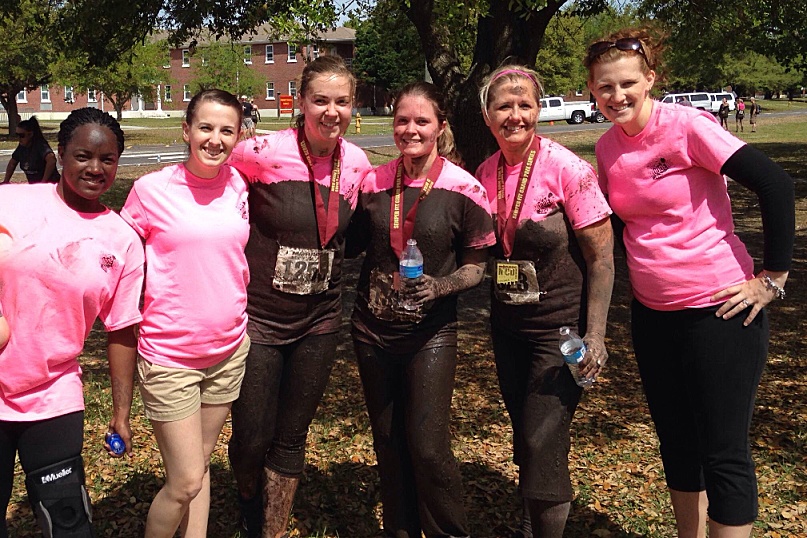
[2,116,59,184]
[749,97,759,132]
[241,95,256,138]
[718,97,730,130]
[736,98,746,132]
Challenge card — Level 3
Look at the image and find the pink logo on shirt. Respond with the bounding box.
[100,254,117,272]
[650,157,670,180]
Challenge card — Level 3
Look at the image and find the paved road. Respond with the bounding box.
[3,110,804,170]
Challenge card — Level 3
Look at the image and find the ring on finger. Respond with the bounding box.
[742,299,750,308]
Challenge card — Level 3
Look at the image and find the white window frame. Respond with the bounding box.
[64,86,74,103]
[183,84,192,101]
[311,44,320,59]
[265,44,274,63]
[287,42,298,62]
[40,85,51,103]
[16,90,27,103]
[201,53,208,66]
[288,81,297,97]
[575,87,583,97]
[87,89,97,103]
[164,85,172,102]
[182,49,190,67]
[265,81,275,100]
[243,45,252,65]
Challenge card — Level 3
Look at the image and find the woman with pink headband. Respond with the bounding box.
[476,64,614,538]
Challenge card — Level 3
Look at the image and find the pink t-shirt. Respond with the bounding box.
[476,136,611,231]
[596,100,750,310]
[121,164,250,369]
[0,184,144,421]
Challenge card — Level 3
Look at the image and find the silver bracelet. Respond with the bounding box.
[762,275,786,300]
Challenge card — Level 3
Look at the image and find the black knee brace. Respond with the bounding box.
[25,456,96,538]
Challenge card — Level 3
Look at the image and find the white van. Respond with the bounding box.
[709,92,736,113]
[660,92,712,111]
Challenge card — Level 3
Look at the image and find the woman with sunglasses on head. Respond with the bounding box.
[475,65,614,538]
[226,55,372,538]
[0,108,143,537]
[121,89,250,538]
[585,29,794,538]
[2,116,59,184]
[349,81,495,538]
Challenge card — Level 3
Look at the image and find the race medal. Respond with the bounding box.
[496,262,520,285]
[368,269,424,323]
[493,259,543,304]
[272,245,336,295]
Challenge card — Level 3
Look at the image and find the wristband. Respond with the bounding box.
[762,275,786,299]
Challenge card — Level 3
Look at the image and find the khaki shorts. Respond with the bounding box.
[137,335,250,422]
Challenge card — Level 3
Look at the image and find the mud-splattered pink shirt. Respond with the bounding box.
[476,137,611,335]
[229,128,373,345]
[596,100,750,310]
[351,157,496,353]
[0,184,144,420]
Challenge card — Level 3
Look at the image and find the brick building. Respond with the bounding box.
[3,26,358,121]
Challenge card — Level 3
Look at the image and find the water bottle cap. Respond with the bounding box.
[559,326,570,335]
[407,238,417,246]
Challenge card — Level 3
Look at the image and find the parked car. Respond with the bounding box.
[538,97,595,124]
[709,92,737,113]
[660,92,712,111]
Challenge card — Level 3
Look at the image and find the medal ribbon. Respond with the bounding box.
[496,136,540,259]
[298,130,342,249]
[389,156,444,259]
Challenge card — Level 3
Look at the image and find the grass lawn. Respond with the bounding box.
[4,115,806,537]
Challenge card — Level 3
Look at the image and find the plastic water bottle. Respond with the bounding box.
[399,238,424,311]
[106,432,126,455]
[559,326,594,388]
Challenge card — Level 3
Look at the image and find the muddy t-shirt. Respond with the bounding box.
[351,157,495,354]
[476,137,611,336]
[229,128,372,345]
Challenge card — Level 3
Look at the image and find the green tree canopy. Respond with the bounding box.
[191,42,262,99]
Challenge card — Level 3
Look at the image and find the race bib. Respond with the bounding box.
[272,245,335,295]
[367,269,424,323]
[492,259,544,304]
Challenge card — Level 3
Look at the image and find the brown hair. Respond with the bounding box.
[185,89,242,130]
[584,28,665,79]
[394,81,463,167]
[479,64,544,120]
[294,55,356,130]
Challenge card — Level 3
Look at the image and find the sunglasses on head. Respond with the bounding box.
[587,37,647,63]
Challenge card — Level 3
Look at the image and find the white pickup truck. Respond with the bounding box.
[539,97,601,124]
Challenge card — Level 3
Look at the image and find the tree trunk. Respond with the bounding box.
[0,89,22,134]
[405,0,566,172]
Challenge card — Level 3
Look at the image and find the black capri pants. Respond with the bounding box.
[355,342,469,538]
[229,333,338,486]
[491,324,583,502]
[631,299,768,526]
[0,411,85,538]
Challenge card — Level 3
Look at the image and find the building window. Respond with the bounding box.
[575,87,583,97]
[201,54,208,66]
[183,84,192,101]
[243,45,252,64]
[343,57,353,69]
[265,44,274,63]
[310,44,319,60]
[182,49,190,67]
[287,42,298,62]
[64,86,74,103]
[265,82,275,100]
[40,85,50,103]
[87,89,97,103]
[289,81,297,97]
[163,49,171,68]
[16,90,27,103]
[164,85,172,102]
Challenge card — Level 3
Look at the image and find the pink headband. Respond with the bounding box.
[491,69,540,89]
